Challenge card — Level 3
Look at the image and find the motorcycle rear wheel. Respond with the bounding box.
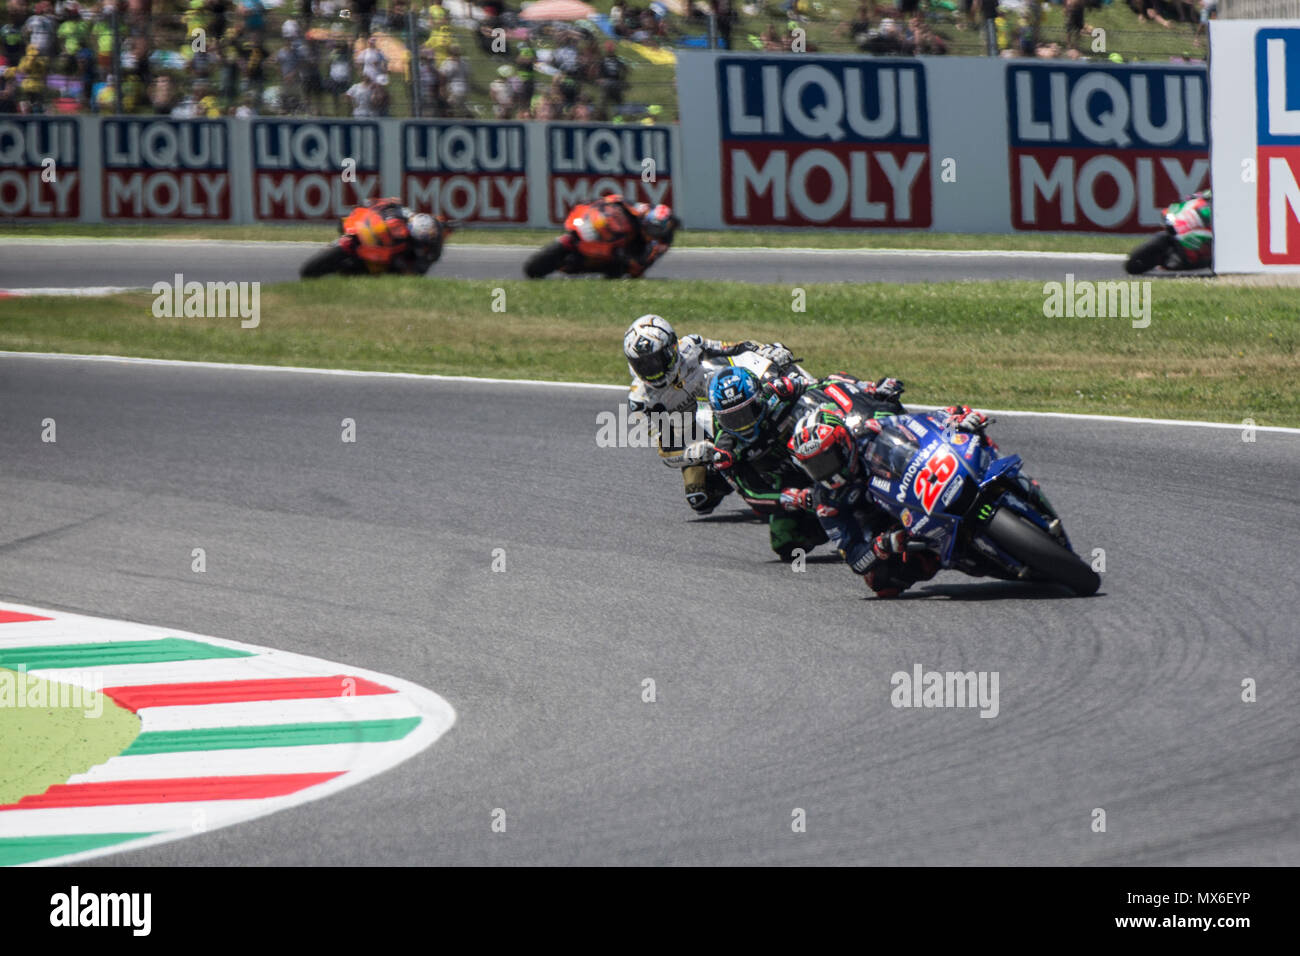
[1124,233,1170,275]
[524,241,569,279]
[985,509,1100,596]
[300,244,352,279]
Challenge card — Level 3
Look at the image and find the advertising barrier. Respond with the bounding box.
[102,118,231,220]
[251,118,383,220]
[1,60,1227,241]
[546,123,673,223]
[1211,19,1300,272]
[1006,63,1208,231]
[676,51,1210,235]
[401,120,529,223]
[714,57,931,228]
[0,116,81,219]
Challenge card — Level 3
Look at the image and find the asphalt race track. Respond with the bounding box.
[0,239,1140,289]
[1,353,1296,865]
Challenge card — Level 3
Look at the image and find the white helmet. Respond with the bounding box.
[623,314,679,386]
[410,213,437,243]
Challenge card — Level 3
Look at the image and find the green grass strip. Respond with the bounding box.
[0,638,252,671]
[122,717,423,755]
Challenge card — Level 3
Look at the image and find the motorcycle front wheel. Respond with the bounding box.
[523,241,569,279]
[300,243,353,279]
[1124,233,1171,275]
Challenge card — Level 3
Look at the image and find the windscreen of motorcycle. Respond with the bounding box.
[868,426,920,481]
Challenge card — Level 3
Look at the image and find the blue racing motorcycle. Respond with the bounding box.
[862,411,1100,596]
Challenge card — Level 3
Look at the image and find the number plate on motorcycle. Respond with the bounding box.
[914,448,961,514]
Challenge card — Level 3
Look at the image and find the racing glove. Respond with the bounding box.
[766,375,803,402]
[943,405,991,433]
[872,529,909,560]
[680,440,714,466]
[779,487,812,512]
[755,342,795,369]
[870,377,905,402]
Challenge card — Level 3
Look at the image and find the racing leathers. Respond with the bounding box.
[597,194,679,279]
[361,197,445,275]
[709,372,829,561]
[785,403,993,597]
[1165,190,1212,268]
[629,336,796,514]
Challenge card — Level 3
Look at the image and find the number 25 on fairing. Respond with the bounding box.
[914,448,960,513]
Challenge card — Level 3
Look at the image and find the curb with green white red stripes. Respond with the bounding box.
[0,603,455,866]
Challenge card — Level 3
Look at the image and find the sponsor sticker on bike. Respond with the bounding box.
[913,446,960,514]
[941,473,965,508]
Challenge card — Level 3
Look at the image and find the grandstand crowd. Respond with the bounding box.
[0,0,1212,118]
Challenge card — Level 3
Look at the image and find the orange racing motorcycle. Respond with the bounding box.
[300,199,460,278]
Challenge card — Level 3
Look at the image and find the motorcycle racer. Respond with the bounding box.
[704,366,829,561]
[624,314,796,515]
[1165,189,1211,267]
[357,197,448,275]
[593,194,680,278]
[783,401,992,597]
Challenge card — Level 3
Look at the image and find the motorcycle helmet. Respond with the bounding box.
[709,367,767,445]
[623,314,679,386]
[642,204,676,241]
[409,213,437,243]
[788,406,858,489]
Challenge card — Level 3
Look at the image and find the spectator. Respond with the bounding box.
[148,70,176,111]
[1065,0,1086,49]
[344,70,374,115]
[489,62,513,118]
[324,38,349,113]
[18,42,47,110]
[0,64,17,111]
[415,45,436,115]
[23,0,56,57]
[594,40,625,108]
[437,42,466,115]
[356,33,385,84]
[349,0,373,39]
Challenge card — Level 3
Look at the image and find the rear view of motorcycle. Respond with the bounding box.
[1125,190,1213,275]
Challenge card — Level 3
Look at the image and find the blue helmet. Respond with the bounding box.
[709,367,768,444]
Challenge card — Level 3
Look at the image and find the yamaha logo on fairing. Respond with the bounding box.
[897,439,940,503]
